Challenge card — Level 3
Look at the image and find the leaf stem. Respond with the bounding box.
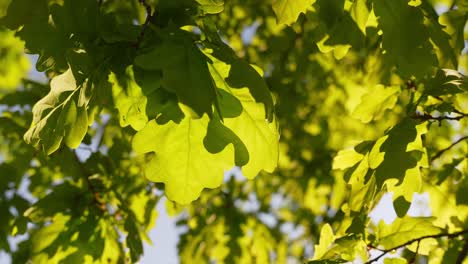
[411,112,467,122]
[430,135,468,162]
[133,0,154,49]
[365,230,468,264]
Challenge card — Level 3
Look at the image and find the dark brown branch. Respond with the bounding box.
[70,149,107,212]
[408,240,420,264]
[132,0,154,49]
[430,135,468,162]
[365,230,468,264]
[411,112,467,122]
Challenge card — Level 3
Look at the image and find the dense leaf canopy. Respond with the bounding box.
[0,0,467,263]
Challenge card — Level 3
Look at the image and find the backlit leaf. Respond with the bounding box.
[132,116,234,204]
[272,0,315,25]
[24,69,91,154]
[376,217,442,249]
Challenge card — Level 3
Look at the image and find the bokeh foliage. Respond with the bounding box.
[0,0,467,263]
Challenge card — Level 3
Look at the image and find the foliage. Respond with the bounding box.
[0,0,467,263]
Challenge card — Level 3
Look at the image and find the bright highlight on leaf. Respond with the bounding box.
[272,0,315,25]
[109,66,156,130]
[1,0,467,263]
[196,0,224,14]
[208,58,279,178]
[135,30,217,118]
[376,217,442,249]
[24,69,91,155]
[133,116,234,205]
[352,85,400,123]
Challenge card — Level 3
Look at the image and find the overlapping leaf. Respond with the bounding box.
[423,69,468,96]
[135,29,217,117]
[109,66,160,130]
[315,0,365,59]
[133,116,234,204]
[208,57,279,178]
[272,0,315,25]
[0,28,30,91]
[352,85,400,123]
[375,217,442,249]
[373,0,437,78]
[24,69,92,154]
[311,224,367,262]
[196,0,224,14]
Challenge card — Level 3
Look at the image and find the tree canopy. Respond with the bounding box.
[0,0,467,263]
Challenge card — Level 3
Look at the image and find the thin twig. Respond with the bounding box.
[456,237,468,264]
[411,113,467,122]
[430,135,468,162]
[71,149,107,212]
[132,0,154,49]
[365,230,468,264]
[408,240,420,264]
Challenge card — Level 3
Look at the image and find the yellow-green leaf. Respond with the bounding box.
[208,58,279,178]
[352,85,400,123]
[272,0,315,25]
[132,116,234,204]
[376,217,442,249]
[109,66,150,131]
[24,69,90,154]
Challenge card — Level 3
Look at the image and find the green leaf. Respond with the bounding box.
[321,235,368,262]
[109,65,158,130]
[223,60,275,121]
[0,0,11,18]
[368,119,425,187]
[393,195,411,218]
[347,155,377,212]
[201,27,275,120]
[125,217,143,263]
[204,117,250,167]
[376,216,442,249]
[307,260,347,264]
[333,148,364,170]
[384,258,407,264]
[31,214,123,263]
[196,0,224,14]
[272,0,315,25]
[351,85,400,123]
[423,69,467,96]
[456,177,468,205]
[24,182,85,222]
[373,0,437,78]
[132,116,234,204]
[135,29,217,117]
[0,0,48,29]
[208,58,279,178]
[315,0,366,60]
[350,0,370,34]
[24,69,92,154]
[313,224,335,259]
[0,28,30,91]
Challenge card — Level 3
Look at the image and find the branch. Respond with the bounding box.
[431,135,468,162]
[365,230,468,264]
[456,237,468,264]
[70,149,107,212]
[132,0,154,49]
[411,112,467,122]
[408,240,420,264]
